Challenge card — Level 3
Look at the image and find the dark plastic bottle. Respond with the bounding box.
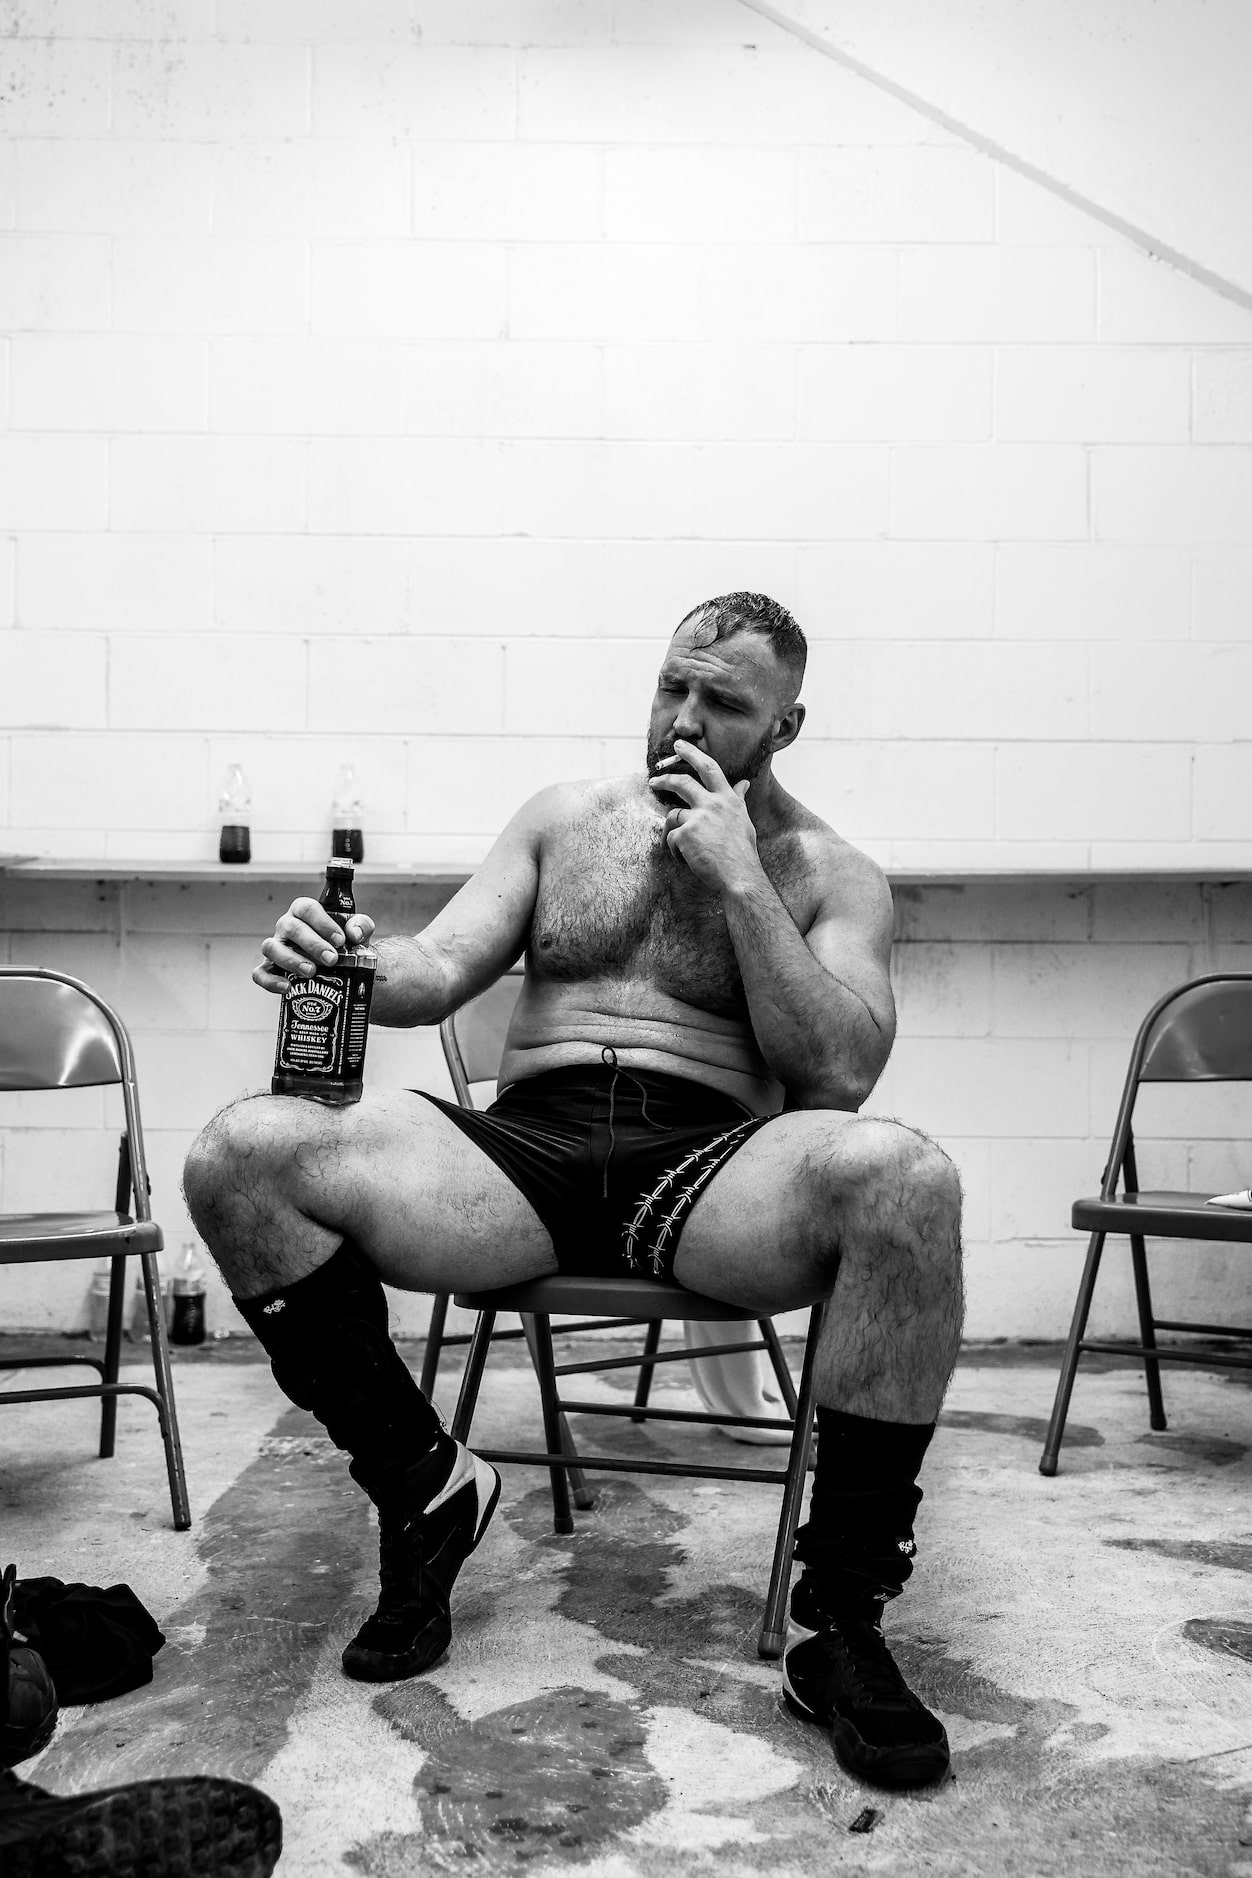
[331,766,364,863]
[271,859,377,1105]
[218,763,252,863]
[170,1245,207,1346]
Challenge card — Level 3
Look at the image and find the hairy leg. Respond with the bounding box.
[182,1089,546,1685]
[182,1088,558,1300]
[672,1113,964,1423]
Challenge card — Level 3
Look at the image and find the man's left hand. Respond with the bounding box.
[647,741,760,893]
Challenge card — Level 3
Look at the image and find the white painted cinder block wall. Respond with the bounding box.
[2,2,1251,1341]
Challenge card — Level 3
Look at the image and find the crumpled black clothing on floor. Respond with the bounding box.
[11,1579,165,1706]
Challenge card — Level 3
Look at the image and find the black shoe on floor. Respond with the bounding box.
[2,1564,58,1770]
[0,1767,282,1878]
[342,1442,502,1683]
[783,1610,950,1790]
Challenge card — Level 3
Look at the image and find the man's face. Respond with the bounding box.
[646,622,788,791]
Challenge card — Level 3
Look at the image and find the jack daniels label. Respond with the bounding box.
[272,950,376,1104]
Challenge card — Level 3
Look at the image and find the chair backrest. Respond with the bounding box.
[0,968,152,1220]
[1102,973,1252,1196]
[1137,975,1252,1082]
[439,969,525,1107]
[0,970,126,1090]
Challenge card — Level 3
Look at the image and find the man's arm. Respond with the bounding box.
[720,858,895,1110]
[255,786,555,1027]
[650,742,895,1109]
[370,787,556,1025]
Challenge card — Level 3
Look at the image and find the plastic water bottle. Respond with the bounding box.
[218,762,252,864]
[331,764,364,863]
[170,1243,207,1346]
[87,1259,113,1340]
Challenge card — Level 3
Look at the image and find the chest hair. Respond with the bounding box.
[531,799,806,1018]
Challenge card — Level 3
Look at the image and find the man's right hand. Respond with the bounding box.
[253,898,376,995]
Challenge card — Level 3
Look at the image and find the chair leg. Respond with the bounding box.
[420,1292,450,1400]
[98,1253,128,1459]
[1129,1234,1167,1432]
[557,1416,596,1513]
[758,1300,825,1659]
[1039,1232,1106,1477]
[526,1313,574,1536]
[140,1251,191,1531]
[758,1318,799,1419]
[630,1320,663,1422]
[450,1308,498,1444]
[521,1317,594,1512]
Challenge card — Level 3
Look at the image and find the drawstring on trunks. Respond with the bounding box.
[599,1045,666,1198]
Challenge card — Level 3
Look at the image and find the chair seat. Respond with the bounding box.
[0,1212,163,1263]
[1072,1192,1252,1241]
[453,1274,760,1321]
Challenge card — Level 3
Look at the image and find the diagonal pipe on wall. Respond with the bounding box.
[738,0,1252,316]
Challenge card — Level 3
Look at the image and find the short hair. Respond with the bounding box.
[674,592,807,701]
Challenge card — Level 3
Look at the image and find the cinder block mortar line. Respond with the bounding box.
[739,0,1252,319]
[1,522,13,627]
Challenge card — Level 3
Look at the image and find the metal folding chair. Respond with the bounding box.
[1040,972,1252,1476]
[425,971,822,1658]
[0,968,190,1529]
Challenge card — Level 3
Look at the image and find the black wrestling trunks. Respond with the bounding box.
[417,1053,772,1279]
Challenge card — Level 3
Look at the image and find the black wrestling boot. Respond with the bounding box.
[0,1766,282,1878]
[233,1245,501,1682]
[783,1596,949,1791]
[342,1441,502,1682]
[784,1407,948,1790]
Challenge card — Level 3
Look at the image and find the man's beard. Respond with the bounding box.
[645,729,774,797]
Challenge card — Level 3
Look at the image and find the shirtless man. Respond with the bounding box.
[183,592,964,1793]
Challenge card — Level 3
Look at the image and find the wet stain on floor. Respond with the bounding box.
[1106,1537,1252,1574]
[355,1681,664,1874]
[1134,1431,1248,1466]
[939,1409,1103,1446]
[1181,1617,1252,1662]
[32,1407,369,1792]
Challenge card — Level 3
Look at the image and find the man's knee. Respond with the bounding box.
[847,1117,957,1199]
[182,1095,290,1224]
[817,1118,963,1251]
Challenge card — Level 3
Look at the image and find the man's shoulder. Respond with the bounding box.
[519,774,639,840]
[772,794,891,918]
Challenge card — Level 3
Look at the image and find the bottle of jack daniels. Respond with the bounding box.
[272,858,377,1105]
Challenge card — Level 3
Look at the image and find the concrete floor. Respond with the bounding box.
[2,1333,1251,1878]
